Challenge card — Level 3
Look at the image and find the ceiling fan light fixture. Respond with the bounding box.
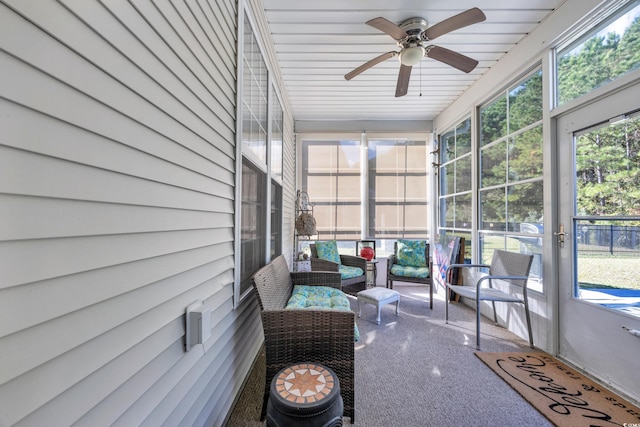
[399,46,425,66]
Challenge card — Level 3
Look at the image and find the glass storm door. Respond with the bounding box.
[556,82,640,401]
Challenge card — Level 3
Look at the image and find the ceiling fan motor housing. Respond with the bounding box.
[399,17,428,36]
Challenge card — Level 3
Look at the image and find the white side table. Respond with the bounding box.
[365,259,378,287]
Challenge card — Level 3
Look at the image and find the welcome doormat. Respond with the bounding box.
[475,352,640,427]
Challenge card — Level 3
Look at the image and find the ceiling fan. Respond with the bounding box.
[344,7,486,97]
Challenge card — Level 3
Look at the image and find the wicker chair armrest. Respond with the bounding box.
[387,254,397,272]
[310,257,339,272]
[340,254,367,271]
[291,271,342,290]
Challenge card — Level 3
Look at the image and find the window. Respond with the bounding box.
[368,140,428,239]
[270,180,282,260]
[242,14,267,163]
[270,85,284,260]
[574,115,640,304]
[439,118,472,231]
[556,1,640,106]
[302,140,361,240]
[479,69,544,288]
[271,83,283,182]
[240,160,266,295]
[300,137,430,250]
[238,12,283,302]
[438,117,473,260]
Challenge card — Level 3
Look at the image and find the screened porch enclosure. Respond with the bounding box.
[301,138,430,242]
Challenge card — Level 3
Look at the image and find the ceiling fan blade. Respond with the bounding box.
[367,17,408,40]
[426,45,478,73]
[344,51,396,80]
[395,64,412,97]
[425,7,486,41]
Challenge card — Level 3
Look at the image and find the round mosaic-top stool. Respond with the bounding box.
[266,362,343,427]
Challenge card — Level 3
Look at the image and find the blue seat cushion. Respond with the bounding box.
[285,285,360,341]
[315,240,341,264]
[339,265,364,280]
[396,239,427,267]
[390,264,430,279]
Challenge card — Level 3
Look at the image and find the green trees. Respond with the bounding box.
[558,16,640,220]
[558,17,640,105]
[576,118,640,217]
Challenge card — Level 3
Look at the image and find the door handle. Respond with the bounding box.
[554,224,565,248]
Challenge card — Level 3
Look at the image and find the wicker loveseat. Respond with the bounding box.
[251,254,355,422]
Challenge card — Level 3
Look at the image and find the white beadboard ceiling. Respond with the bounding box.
[261,0,567,121]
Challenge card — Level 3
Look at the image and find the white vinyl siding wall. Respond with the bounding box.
[0,1,293,426]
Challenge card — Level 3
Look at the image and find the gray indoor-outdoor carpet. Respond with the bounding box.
[226,284,553,426]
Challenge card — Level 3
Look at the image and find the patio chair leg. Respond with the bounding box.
[476,297,482,350]
[429,281,433,310]
[491,300,498,324]
[445,287,449,324]
[524,300,534,348]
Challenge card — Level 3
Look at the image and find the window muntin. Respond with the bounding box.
[556,1,640,106]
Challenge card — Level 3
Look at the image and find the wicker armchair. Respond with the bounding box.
[386,240,434,309]
[309,243,367,294]
[251,255,355,423]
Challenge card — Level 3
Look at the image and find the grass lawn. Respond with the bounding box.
[577,255,640,290]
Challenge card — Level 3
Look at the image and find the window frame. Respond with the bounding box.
[235,7,284,307]
[477,67,545,292]
[554,0,640,109]
[298,132,431,248]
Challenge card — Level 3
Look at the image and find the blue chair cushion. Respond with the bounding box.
[286,285,360,341]
[390,264,430,279]
[315,240,341,265]
[339,265,364,280]
[396,239,427,267]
